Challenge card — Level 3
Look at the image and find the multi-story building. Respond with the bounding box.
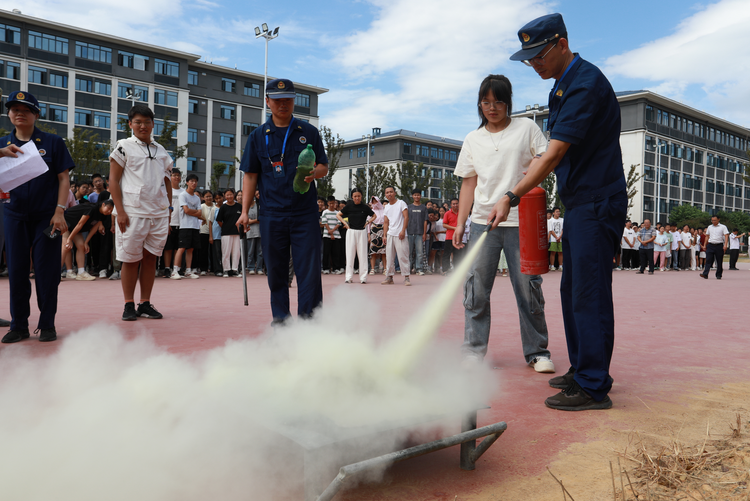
[336,128,463,200]
[514,90,750,222]
[0,9,327,189]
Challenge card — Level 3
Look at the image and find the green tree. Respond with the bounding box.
[440,171,461,202]
[154,115,187,161]
[354,164,397,200]
[315,125,345,199]
[625,164,643,219]
[64,127,110,179]
[669,204,709,228]
[395,160,431,203]
[718,210,750,233]
[210,161,236,193]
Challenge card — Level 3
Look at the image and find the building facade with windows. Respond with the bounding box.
[0,10,327,189]
[514,90,750,223]
[336,128,462,201]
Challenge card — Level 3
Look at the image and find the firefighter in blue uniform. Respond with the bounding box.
[489,14,627,410]
[0,91,74,343]
[238,79,329,322]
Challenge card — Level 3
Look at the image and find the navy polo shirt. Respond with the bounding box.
[239,117,328,216]
[2,127,75,221]
[547,55,626,209]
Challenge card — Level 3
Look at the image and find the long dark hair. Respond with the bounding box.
[477,74,513,129]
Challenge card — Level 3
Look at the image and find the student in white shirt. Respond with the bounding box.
[381,186,410,286]
[700,215,729,279]
[621,220,637,270]
[728,229,745,270]
[548,208,564,271]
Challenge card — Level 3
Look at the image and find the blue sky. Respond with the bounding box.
[5,0,750,142]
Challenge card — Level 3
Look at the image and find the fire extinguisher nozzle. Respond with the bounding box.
[484,218,495,232]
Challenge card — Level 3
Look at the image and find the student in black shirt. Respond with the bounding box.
[337,188,375,284]
[63,200,114,281]
[215,188,243,277]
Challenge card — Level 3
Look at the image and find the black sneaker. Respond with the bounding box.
[549,366,575,389]
[163,268,171,278]
[122,302,137,321]
[545,381,612,411]
[38,328,57,342]
[136,302,163,319]
[0,318,10,328]
[1,329,30,343]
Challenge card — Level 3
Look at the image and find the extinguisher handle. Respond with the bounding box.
[484,217,495,232]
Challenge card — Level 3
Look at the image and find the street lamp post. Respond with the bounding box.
[655,139,663,224]
[362,133,371,199]
[254,23,280,125]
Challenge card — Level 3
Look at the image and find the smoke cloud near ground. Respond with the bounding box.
[0,287,495,500]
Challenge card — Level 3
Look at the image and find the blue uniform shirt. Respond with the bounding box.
[547,55,626,209]
[239,117,328,216]
[1,127,75,221]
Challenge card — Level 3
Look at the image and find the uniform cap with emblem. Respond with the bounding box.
[266,78,296,99]
[4,90,41,113]
[509,13,567,62]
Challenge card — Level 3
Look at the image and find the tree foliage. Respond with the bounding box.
[154,115,187,161]
[64,127,110,179]
[315,125,345,199]
[669,204,709,228]
[354,164,398,201]
[625,164,643,218]
[210,161,236,193]
[395,161,431,204]
[441,171,462,202]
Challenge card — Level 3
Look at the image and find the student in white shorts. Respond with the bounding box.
[109,104,173,321]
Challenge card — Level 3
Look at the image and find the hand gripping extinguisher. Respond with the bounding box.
[518,187,549,275]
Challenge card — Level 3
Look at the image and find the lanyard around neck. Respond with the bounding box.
[265,117,295,163]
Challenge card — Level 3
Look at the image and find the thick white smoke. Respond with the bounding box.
[0,287,495,500]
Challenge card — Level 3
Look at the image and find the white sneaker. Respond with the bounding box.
[248,270,256,275]
[461,353,483,370]
[76,271,96,281]
[170,271,182,280]
[335,269,344,275]
[222,273,228,278]
[200,271,207,276]
[549,265,554,271]
[187,272,199,279]
[257,270,264,275]
[531,356,555,373]
[369,269,375,275]
[65,270,76,279]
[322,270,330,275]
[109,271,120,280]
[99,269,107,278]
[418,271,425,276]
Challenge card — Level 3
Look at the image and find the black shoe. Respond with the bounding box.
[700,273,708,279]
[648,271,654,275]
[38,328,57,342]
[635,271,644,274]
[2,329,30,343]
[163,268,171,278]
[716,277,721,280]
[545,381,613,411]
[549,367,614,389]
[136,301,163,319]
[0,318,10,328]
[122,302,137,321]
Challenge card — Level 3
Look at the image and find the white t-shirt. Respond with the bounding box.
[109,135,172,218]
[622,227,636,248]
[548,217,563,242]
[670,230,681,250]
[654,233,669,252]
[680,231,692,248]
[200,203,214,235]
[454,118,547,226]
[178,190,202,230]
[729,233,740,249]
[170,187,184,226]
[434,219,446,242]
[705,224,729,244]
[383,199,408,237]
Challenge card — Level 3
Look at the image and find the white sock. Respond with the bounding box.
[78,268,85,274]
[186,268,191,274]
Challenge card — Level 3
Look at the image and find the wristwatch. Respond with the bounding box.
[505,191,521,207]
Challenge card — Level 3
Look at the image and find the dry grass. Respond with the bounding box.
[610,413,750,500]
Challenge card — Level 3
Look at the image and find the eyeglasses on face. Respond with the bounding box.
[522,41,559,67]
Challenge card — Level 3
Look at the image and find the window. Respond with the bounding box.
[670,114,677,129]
[220,105,235,120]
[75,41,112,63]
[222,78,236,92]
[687,120,693,135]
[4,60,19,80]
[244,83,260,97]
[187,157,197,171]
[1,23,21,44]
[695,150,703,165]
[220,133,235,148]
[403,142,412,154]
[117,114,127,130]
[449,151,457,162]
[187,71,199,86]
[154,58,179,77]
[93,111,110,128]
[716,182,724,195]
[47,105,67,123]
[643,196,654,212]
[118,51,149,70]
[645,105,654,122]
[75,109,92,126]
[349,149,353,159]
[685,148,693,162]
[154,89,178,107]
[658,168,668,185]
[662,111,670,126]
[29,31,68,54]
[28,65,46,84]
[643,165,655,181]
[371,145,375,156]
[357,147,366,158]
[242,122,258,135]
[188,99,198,114]
[118,83,148,101]
[215,161,233,174]
[670,170,680,187]
[77,77,111,95]
[431,147,438,158]
[645,135,656,152]
[706,179,715,193]
[188,128,198,143]
[693,177,702,191]
[683,174,693,189]
[49,72,68,88]
[295,93,310,107]
[153,119,164,136]
[431,168,443,179]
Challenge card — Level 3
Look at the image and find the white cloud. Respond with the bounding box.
[603,0,750,125]
[321,0,551,138]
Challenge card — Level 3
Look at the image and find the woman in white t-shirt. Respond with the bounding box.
[654,225,669,271]
[452,74,553,373]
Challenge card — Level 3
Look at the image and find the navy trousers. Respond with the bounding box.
[260,211,322,321]
[4,213,62,331]
[560,192,627,401]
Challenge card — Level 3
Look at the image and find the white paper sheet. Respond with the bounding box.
[0,141,50,192]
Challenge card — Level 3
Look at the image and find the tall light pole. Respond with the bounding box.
[124,88,143,136]
[362,133,371,199]
[254,23,279,125]
[655,139,663,224]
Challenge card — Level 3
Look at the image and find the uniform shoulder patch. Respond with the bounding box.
[555,89,563,97]
[35,137,42,142]
[38,149,46,156]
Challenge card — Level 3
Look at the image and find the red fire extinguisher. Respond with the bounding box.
[518,187,549,275]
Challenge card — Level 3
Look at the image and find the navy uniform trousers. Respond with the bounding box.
[260,210,322,321]
[560,191,627,401]
[4,211,62,331]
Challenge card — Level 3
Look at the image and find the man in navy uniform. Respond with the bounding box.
[237,79,329,323]
[488,14,627,410]
[0,91,74,343]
